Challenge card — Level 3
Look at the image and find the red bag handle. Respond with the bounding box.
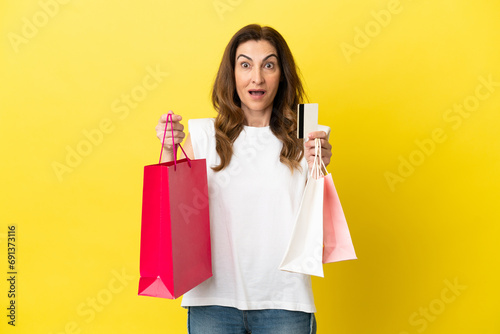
[159,113,191,169]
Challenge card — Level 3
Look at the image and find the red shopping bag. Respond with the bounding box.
[138,114,212,299]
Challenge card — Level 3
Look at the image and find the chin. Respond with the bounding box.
[243,102,272,113]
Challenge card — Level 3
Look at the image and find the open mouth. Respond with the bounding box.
[249,90,266,96]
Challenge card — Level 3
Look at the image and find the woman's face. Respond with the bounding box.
[234,39,281,117]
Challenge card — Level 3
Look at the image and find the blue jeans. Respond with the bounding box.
[187,305,317,334]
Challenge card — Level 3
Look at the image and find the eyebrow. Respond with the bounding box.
[236,54,278,62]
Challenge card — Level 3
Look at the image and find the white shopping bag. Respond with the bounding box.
[279,139,326,277]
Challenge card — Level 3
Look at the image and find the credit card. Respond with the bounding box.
[297,103,318,139]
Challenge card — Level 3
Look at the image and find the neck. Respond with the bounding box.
[242,106,272,127]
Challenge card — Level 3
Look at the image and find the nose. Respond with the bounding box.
[251,68,264,85]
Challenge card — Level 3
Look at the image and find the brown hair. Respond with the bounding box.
[211,24,306,172]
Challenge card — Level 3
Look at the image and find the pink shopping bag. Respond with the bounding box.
[138,114,212,299]
[323,174,357,263]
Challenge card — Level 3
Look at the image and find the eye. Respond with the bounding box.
[241,62,250,68]
[265,62,274,69]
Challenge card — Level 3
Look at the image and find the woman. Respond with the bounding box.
[155,24,332,334]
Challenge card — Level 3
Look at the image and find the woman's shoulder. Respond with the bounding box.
[188,118,216,135]
[188,118,216,159]
[188,118,216,142]
[188,118,215,128]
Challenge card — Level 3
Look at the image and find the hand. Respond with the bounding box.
[156,110,185,156]
[304,131,332,172]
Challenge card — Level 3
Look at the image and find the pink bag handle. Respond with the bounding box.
[159,113,191,170]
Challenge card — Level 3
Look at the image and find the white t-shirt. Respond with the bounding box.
[180,118,316,313]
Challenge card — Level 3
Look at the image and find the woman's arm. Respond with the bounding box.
[181,133,195,160]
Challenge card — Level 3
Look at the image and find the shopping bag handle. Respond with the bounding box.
[310,138,327,179]
[159,113,192,169]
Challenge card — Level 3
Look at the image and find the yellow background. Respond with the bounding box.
[1,0,499,333]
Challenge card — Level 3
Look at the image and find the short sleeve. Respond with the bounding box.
[188,118,215,160]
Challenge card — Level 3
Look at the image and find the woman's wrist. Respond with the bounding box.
[160,148,175,163]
